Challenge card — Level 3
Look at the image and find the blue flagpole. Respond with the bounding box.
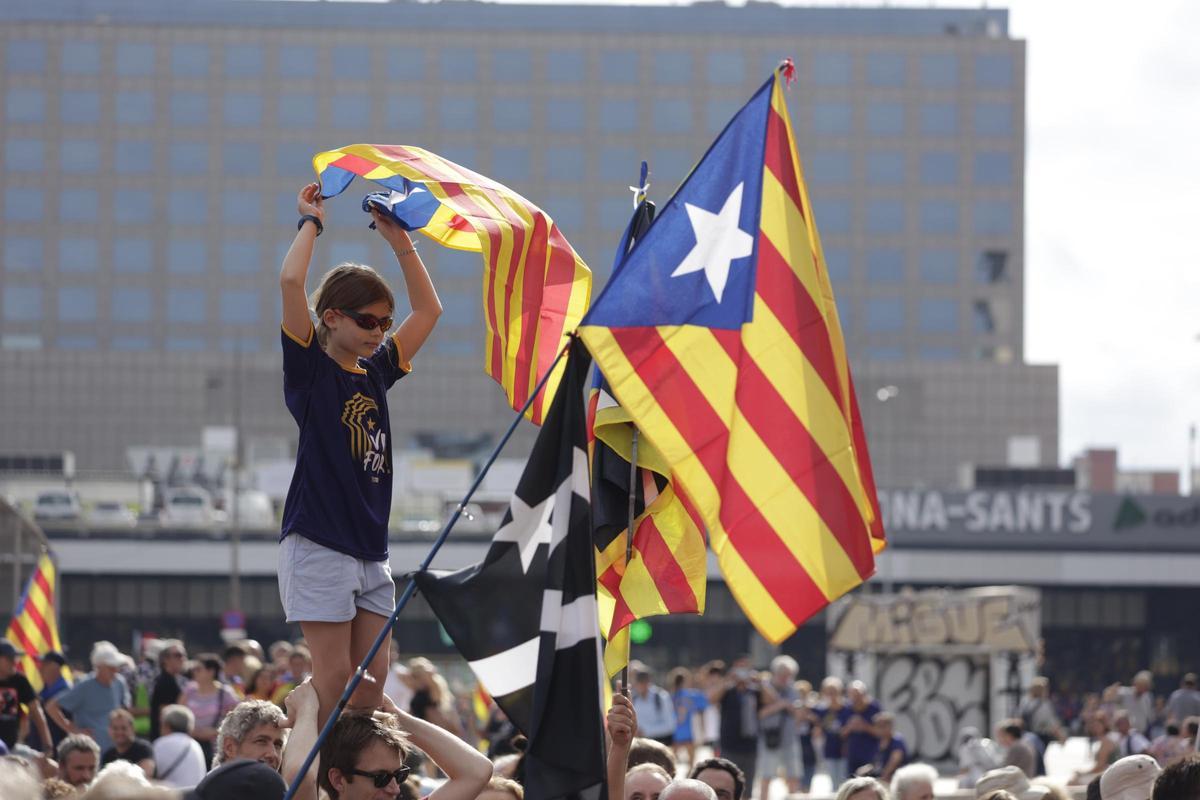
[282,336,576,800]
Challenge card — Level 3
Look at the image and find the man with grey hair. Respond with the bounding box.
[45,641,132,753]
[890,762,937,800]
[56,732,100,789]
[1118,672,1157,734]
[214,699,287,771]
[151,703,206,788]
[659,778,719,800]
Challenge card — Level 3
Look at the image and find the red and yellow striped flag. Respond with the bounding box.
[579,69,885,644]
[5,553,71,691]
[588,377,707,677]
[314,144,592,424]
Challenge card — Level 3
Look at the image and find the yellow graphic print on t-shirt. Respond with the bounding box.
[341,393,388,476]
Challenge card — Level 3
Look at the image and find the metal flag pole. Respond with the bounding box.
[283,337,575,800]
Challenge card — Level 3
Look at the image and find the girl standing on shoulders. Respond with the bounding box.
[278,183,442,728]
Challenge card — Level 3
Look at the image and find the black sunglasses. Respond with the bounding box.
[339,308,394,332]
[346,766,411,788]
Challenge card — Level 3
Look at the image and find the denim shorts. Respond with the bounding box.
[278,534,395,623]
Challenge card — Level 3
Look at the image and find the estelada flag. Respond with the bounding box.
[315,144,591,425]
[579,65,885,644]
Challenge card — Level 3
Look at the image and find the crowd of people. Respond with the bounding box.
[4,633,1200,800]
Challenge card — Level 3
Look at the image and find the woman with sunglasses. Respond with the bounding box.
[278,182,443,731]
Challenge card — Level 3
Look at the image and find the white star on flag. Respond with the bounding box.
[492,493,556,574]
[670,182,755,303]
[386,185,427,208]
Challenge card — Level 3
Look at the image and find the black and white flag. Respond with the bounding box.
[414,340,606,800]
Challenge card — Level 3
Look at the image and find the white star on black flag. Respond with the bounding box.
[414,339,606,800]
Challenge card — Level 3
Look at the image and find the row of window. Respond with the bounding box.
[806,150,1014,186]
[809,197,1015,237]
[4,87,1015,139]
[5,39,1016,89]
[822,248,1011,286]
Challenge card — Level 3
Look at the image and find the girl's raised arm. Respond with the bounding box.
[370,207,443,360]
[281,183,325,340]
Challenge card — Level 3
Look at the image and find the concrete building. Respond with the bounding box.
[0,0,1056,487]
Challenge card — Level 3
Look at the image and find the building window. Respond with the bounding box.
[6,41,46,74]
[114,189,153,224]
[61,190,99,223]
[492,49,531,82]
[225,44,264,77]
[220,289,260,323]
[920,249,958,284]
[547,99,585,133]
[112,336,152,351]
[385,92,424,134]
[866,249,904,283]
[811,53,851,86]
[55,335,91,350]
[654,52,692,85]
[331,46,369,77]
[865,199,905,235]
[865,298,904,332]
[224,93,262,128]
[221,240,262,274]
[58,287,97,322]
[168,240,206,273]
[807,150,851,185]
[920,199,959,235]
[974,151,1012,185]
[440,48,477,81]
[865,345,904,361]
[331,93,371,129]
[278,45,317,78]
[866,151,905,185]
[3,286,42,320]
[867,53,906,88]
[441,144,477,170]
[920,152,959,186]
[61,140,101,173]
[114,140,154,174]
[815,198,852,235]
[279,92,317,128]
[167,290,206,325]
[920,345,960,361]
[223,143,263,177]
[170,142,209,175]
[975,54,1014,89]
[599,99,637,133]
[920,103,957,136]
[167,336,206,352]
[223,192,263,226]
[493,98,532,133]
[600,49,638,84]
[920,54,959,88]
[546,49,586,83]
[112,288,152,322]
[116,42,155,76]
[59,238,99,273]
[544,195,583,232]
[600,146,638,182]
[545,147,585,181]
[919,299,958,332]
[973,199,1013,235]
[172,43,210,76]
[708,51,745,86]
[171,92,209,127]
[439,96,477,130]
[114,238,153,274]
[3,237,41,271]
[5,187,42,222]
[654,98,691,134]
[5,139,43,172]
[975,102,1013,136]
[62,41,101,75]
[491,145,531,185]
[116,91,155,125]
[652,148,692,185]
[972,299,996,333]
[6,88,45,123]
[977,249,1009,283]
[867,102,904,136]
[812,102,852,135]
[61,90,101,125]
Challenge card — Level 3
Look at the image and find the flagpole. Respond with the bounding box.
[283,337,576,800]
[619,429,639,697]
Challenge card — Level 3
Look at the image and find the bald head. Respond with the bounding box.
[660,779,719,800]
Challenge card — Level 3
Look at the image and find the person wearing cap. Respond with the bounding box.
[974,765,1051,800]
[35,651,72,749]
[45,641,132,753]
[1166,674,1200,726]
[0,637,54,755]
[187,757,287,800]
[1100,754,1161,800]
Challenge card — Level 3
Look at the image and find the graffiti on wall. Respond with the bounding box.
[876,654,989,762]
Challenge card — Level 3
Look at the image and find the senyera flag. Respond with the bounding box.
[5,552,72,691]
[579,63,886,644]
[314,144,592,425]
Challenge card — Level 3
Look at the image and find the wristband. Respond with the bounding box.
[298,214,323,236]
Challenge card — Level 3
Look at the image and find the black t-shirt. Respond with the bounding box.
[102,737,155,768]
[719,684,762,753]
[0,673,37,748]
[410,689,434,721]
[149,673,182,740]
